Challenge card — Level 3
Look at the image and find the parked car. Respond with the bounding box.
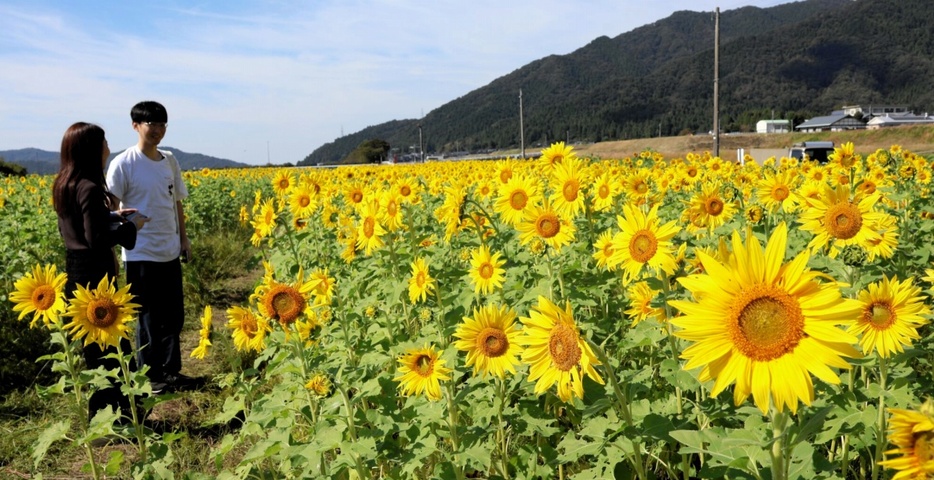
[788,141,834,163]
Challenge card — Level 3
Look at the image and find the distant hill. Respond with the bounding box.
[300,0,934,165]
[0,147,247,175]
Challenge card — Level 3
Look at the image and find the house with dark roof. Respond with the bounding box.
[795,112,866,132]
[866,113,934,129]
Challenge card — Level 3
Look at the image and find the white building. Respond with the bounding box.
[756,119,791,134]
[866,114,934,130]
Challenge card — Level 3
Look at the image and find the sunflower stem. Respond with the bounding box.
[497,377,510,479]
[770,408,789,480]
[870,355,888,480]
[58,329,102,480]
[433,284,448,347]
[116,346,147,463]
[586,338,647,480]
[444,382,465,480]
[465,198,501,241]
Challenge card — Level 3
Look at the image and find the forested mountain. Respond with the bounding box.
[300,0,934,165]
[0,147,246,175]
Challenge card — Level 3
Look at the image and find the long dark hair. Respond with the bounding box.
[52,122,114,215]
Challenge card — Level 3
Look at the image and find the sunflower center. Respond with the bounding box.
[602,243,614,257]
[414,354,434,376]
[730,285,805,362]
[400,185,411,197]
[865,301,895,328]
[629,230,658,263]
[635,181,648,195]
[687,167,698,178]
[278,180,290,190]
[86,298,118,328]
[387,201,398,216]
[415,271,427,287]
[548,322,582,371]
[536,213,560,239]
[915,431,934,463]
[267,286,305,324]
[500,170,513,184]
[299,196,311,207]
[509,190,528,210]
[479,262,494,279]
[363,217,376,238]
[32,285,56,311]
[823,202,863,240]
[598,184,610,199]
[772,185,790,201]
[705,198,724,216]
[351,191,363,204]
[563,180,579,202]
[477,327,509,357]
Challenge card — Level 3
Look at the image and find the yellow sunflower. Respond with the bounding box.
[408,257,436,304]
[519,296,604,403]
[309,268,335,306]
[355,204,386,256]
[272,170,295,196]
[255,268,319,332]
[250,198,278,239]
[227,305,270,352]
[453,304,524,379]
[865,213,899,262]
[756,170,798,213]
[62,275,139,348]
[798,184,885,258]
[305,373,332,397]
[608,203,681,283]
[549,156,587,220]
[590,171,619,212]
[9,263,67,328]
[683,181,737,232]
[495,158,516,185]
[669,223,862,414]
[191,305,213,360]
[394,344,452,401]
[468,245,506,295]
[379,190,405,232]
[625,281,664,326]
[591,230,616,271]
[495,175,543,226]
[848,276,930,358]
[538,141,576,170]
[879,400,934,479]
[516,200,576,252]
[288,183,316,220]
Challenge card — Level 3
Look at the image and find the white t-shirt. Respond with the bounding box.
[106,146,189,262]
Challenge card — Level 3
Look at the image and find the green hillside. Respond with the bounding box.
[300,0,934,165]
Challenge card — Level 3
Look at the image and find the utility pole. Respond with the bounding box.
[713,7,720,158]
[418,123,424,162]
[519,89,525,159]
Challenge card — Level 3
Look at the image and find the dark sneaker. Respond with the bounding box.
[163,373,206,392]
[150,381,168,395]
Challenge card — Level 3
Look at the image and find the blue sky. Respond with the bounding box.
[1,0,791,165]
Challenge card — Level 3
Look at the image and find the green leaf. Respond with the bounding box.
[33,420,71,467]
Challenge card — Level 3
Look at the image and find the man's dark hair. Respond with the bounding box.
[130,101,168,123]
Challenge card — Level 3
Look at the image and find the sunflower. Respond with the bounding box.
[798,184,885,258]
[495,175,543,226]
[495,159,516,185]
[272,170,295,196]
[289,183,316,220]
[683,182,737,232]
[622,169,652,202]
[250,198,278,239]
[468,245,506,295]
[305,373,332,397]
[519,296,603,403]
[590,171,619,212]
[453,304,524,378]
[538,141,576,170]
[830,141,857,169]
[62,275,139,348]
[379,190,405,232]
[591,230,616,271]
[669,223,862,414]
[256,268,318,331]
[394,344,452,401]
[296,315,325,348]
[757,170,798,213]
[516,200,576,252]
[309,268,335,306]
[343,181,368,210]
[191,305,213,360]
[847,276,930,358]
[227,305,269,353]
[9,263,67,328]
[608,203,681,283]
[408,257,436,304]
[393,178,419,203]
[866,213,899,262]
[549,156,587,220]
[878,400,934,479]
[625,281,664,326]
[355,204,386,256]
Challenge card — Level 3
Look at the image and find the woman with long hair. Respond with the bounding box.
[53,122,149,422]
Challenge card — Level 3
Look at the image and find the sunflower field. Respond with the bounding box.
[4,141,934,479]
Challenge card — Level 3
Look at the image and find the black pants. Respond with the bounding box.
[125,259,184,381]
[66,249,134,421]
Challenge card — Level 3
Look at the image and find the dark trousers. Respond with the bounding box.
[125,259,184,381]
[66,249,134,421]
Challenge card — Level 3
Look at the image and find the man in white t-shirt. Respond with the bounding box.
[106,101,201,394]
